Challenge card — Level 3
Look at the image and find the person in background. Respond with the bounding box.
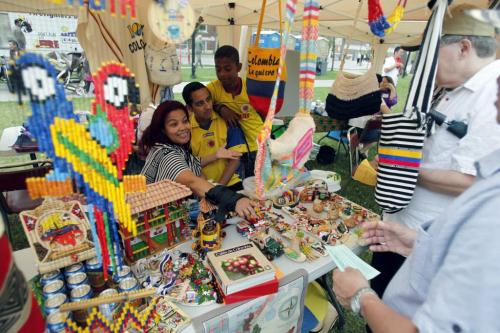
[13,19,26,50]
[380,75,397,110]
[383,46,403,86]
[195,35,203,68]
[349,74,397,145]
[8,40,20,61]
[82,53,93,94]
[371,2,500,309]
[183,82,247,191]
[139,100,255,220]
[207,45,264,179]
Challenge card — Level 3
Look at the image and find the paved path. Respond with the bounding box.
[0,78,340,102]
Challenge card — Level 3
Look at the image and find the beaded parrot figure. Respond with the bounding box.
[17,53,144,277]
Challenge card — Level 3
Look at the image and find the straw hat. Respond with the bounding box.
[442,4,495,37]
[466,8,500,29]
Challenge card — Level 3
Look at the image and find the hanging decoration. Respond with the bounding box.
[254,0,319,199]
[368,0,391,37]
[17,53,145,279]
[385,0,408,35]
[49,0,137,17]
[148,0,197,44]
[246,0,287,117]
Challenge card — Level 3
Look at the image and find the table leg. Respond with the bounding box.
[29,153,38,167]
[317,273,345,331]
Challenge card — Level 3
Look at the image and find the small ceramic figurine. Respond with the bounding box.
[312,198,324,213]
[192,200,225,255]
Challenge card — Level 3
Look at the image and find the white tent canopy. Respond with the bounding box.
[0,0,490,44]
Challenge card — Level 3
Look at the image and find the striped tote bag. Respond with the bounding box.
[375,113,425,211]
[375,0,447,212]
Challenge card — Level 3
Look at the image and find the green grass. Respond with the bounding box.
[181,66,217,82]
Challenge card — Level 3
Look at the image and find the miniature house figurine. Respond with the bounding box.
[192,199,225,254]
[19,198,97,273]
[121,180,192,263]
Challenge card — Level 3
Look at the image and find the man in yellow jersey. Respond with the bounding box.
[183,82,247,191]
[207,45,264,178]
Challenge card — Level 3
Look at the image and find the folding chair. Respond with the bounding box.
[317,122,349,158]
[0,160,52,242]
[347,127,360,177]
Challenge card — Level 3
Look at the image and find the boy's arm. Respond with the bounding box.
[207,81,241,127]
[215,104,240,127]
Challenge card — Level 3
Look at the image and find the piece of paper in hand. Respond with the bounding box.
[325,244,380,280]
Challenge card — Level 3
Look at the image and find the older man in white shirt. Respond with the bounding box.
[332,7,500,332]
[371,4,500,300]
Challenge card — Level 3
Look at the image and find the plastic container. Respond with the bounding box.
[242,175,309,200]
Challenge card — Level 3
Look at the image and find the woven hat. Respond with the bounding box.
[442,4,495,37]
[466,9,500,29]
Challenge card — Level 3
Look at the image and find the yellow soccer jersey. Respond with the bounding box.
[207,79,263,152]
[190,112,247,186]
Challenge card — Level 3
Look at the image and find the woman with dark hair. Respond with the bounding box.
[380,75,398,110]
[140,100,256,220]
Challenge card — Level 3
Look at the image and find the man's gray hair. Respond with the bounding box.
[440,35,497,58]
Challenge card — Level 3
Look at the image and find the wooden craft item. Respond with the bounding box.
[63,294,189,333]
[19,199,96,274]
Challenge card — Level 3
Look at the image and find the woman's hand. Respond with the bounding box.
[360,220,417,257]
[215,145,242,160]
[332,267,370,307]
[234,198,257,219]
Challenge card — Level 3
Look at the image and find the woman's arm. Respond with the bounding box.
[175,169,214,197]
[175,169,256,219]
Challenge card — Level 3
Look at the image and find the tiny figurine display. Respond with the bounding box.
[192,199,225,255]
[299,179,331,202]
[121,180,192,263]
[249,231,285,261]
[149,296,191,332]
[19,199,97,273]
[272,189,300,209]
[165,252,218,305]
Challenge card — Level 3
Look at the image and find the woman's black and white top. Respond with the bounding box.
[141,143,202,184]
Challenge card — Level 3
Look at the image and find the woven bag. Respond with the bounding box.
[246,0,286,117]
[325,68,381,120]
[144,43,181,87]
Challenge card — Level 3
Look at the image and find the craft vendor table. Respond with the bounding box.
[175,219,362,333]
